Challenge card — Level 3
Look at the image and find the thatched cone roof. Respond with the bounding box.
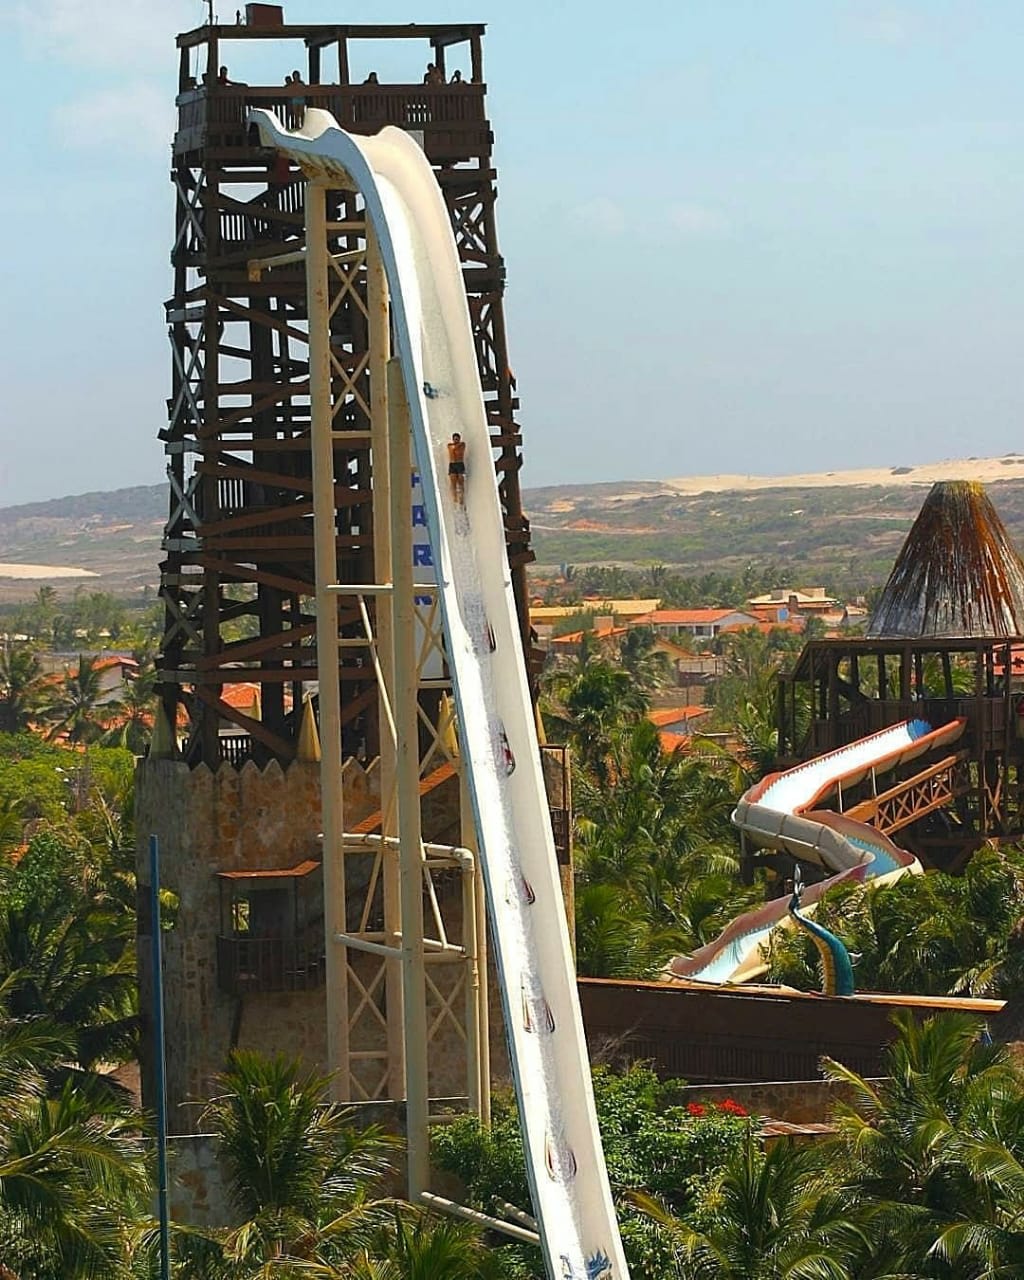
[868,481,1024,639]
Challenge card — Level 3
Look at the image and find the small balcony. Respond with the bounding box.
[216,859,324,995]
[216,933,325,995]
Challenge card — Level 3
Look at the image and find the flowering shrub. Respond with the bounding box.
[433,1063,753,1277]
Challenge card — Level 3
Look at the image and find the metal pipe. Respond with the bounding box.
[460,758,491,1127]
[247,245,366,275]
[342,832,474,863]
[306,179,350,1100]
[148,835,170,1280]
[418,1192,540,1246]
[387,358,430,1199]
[495,1199,540,1232]
[327,582,394,595]
[334,933,402,959]
[461,845,481,1117]
[334,932,466,960]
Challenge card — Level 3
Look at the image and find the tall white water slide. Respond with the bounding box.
[249,110,627,1280]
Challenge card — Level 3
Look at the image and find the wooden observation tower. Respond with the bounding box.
[160,14,534,768]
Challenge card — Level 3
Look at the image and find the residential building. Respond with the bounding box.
[636,608,760,641]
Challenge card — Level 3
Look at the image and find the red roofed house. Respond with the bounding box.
[644,706,713,753]
[637,608,759,641]
[647,705,713,735]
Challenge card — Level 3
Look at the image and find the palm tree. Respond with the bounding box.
[618,626,671,695]
[542,660,648,784]
[573,720,756,976]
[575,882,673,978]
[201,1051,398,1271]
[0,1002,150,1278]
[635,1133,864,1278]
[26,586,58,646]
[350,1211,507,1279]
[101,662,156,754]
[822,1011,1024,1277]
[0,646,46,734]
[0,874,139,1078]
[41,655,107,744]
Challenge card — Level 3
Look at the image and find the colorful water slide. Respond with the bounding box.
[669,719,966,987]
[249,110,626,1280]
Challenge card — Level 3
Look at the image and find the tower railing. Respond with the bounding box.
[175,84,489,157]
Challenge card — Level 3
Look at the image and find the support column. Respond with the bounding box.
[307,180,350,1098]
[366,227,405,1101]
[459,764,490,1125]
[387,359,430,1198]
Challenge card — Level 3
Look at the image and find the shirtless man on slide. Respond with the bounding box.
[447,433,466,507]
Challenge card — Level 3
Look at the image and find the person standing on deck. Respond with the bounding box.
[447,433,467,507]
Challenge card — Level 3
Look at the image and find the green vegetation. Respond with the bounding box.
[434,1062,751,1277]
[541,625,803,978]
[434,1014,1024,1279]
[0,641,157,753]
[767,845,1024,998]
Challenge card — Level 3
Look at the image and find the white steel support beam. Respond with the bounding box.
[366,224,406,1103]
[306,179,350,1100]
[386,358,430,1199]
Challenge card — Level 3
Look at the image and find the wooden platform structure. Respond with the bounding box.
[776,636,1024,869]
[160,19,534,767]
[773,485,1024,869]
[580,978,1004,1083]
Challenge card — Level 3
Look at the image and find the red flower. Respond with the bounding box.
[686,1102,706,1117]
[715,1098,749,1117]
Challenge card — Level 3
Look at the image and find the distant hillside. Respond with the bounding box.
[0,485,166,525]
[5,462,1024,602]
[0,485,165,602]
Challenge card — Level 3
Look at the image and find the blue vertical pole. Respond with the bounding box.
[149,834,171,1280]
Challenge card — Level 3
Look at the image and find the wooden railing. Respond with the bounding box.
[175,83,489,157]
[218,733,253,767]
[799,695,1016,760]
[845,753,972,836]
[217,933,325,994]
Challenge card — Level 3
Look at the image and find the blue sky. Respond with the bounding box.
[1,1,1022,505]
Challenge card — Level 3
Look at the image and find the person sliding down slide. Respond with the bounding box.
[447,432,467,514]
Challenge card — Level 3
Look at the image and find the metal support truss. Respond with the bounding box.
[306,191,489,1200]
[845,753,972,836]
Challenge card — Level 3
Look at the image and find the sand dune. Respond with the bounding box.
[0,563,99,580]
[659,455,1024,498]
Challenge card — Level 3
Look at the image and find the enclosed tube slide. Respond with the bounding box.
[669,718,965,986]
[249,110,626,1280]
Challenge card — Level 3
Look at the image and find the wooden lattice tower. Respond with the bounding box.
[160,20,535,767]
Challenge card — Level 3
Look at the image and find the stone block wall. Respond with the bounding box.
[135,751,528,1127]
[136,756,379,1130]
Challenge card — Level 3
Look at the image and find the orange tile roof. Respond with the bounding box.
[550,625,627,645]
[720,620,804,635]
[647,706,711,727]
[659,730,691,752]
[92,655,139,673]
[639,609,749,625]
[219,682,262,711]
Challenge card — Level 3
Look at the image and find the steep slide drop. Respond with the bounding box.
[249,110,627,1280]
[669,719,966,987]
